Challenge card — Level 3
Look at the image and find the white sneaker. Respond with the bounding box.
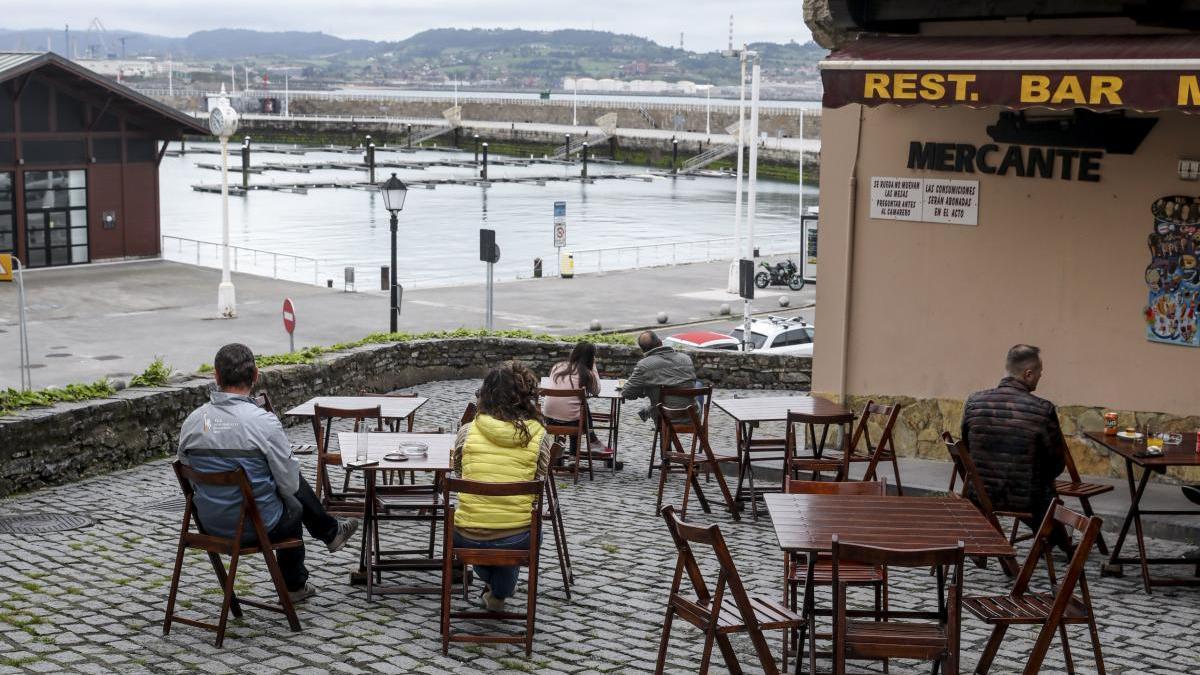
[287,584,316,603]
[327,518,361,553]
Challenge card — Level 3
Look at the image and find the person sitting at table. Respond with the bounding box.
[543,341,610,456]
[961,344,1068,548]
[453,361,554,611]
[178,343,361,603]
[621,330,698,421]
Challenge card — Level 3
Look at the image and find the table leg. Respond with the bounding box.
[364,470,377,601]
[734,421,749,504]
[1127,465,1155,593]
[1104,458,1147,578]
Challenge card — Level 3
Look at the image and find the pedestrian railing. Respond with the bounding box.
[571,232,802,275]
[161,235,324,287]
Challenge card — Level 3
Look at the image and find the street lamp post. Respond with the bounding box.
[208,84,240,318]
[379,173,408,333]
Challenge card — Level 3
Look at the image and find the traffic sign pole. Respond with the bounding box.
[282,298,297,353]
[553,201,567,277]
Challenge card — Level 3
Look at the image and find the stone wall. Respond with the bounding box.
[0,337,812,497]
[838,392,1200,483]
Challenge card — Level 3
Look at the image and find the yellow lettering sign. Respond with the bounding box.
[892,73,918,100]
[1090,75,1123,105]
[1021,75,1051,103]
[945,74,977,101]
[864,73,890,99]
[1051,75,1086,104]
[0,254,12,283]
[1179,76,1200,106]
[919,73,946,100]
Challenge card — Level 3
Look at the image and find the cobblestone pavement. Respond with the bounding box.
[0,380,1197,674]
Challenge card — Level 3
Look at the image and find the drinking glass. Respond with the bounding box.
[356,425,369,463]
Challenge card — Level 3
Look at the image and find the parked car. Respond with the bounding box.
[664,317,815,356]
[729,316,815,356]
[664,330,741,351]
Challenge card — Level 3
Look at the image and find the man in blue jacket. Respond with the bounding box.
[178,343,359,602]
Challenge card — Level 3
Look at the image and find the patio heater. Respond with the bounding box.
[379,173,408,333]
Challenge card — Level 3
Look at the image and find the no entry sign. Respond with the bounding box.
[282,298,296,334]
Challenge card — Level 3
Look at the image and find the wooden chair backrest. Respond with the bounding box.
[1012,500,1102,605]
[657,403,711,463]
[311,404,383,498]
[172,460,271,546]
[460,401,478,426]
[539,387,588,436]
[251,392,276,415]
[443,478,544,564]
[942,431,1008,530]
[358,390,418,430]
[847,400,901,460]
[784,409,856,454]
[660,385,713,428]
[784,478,886,496]
[659,504,766,639]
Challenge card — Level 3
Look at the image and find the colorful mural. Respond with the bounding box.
[1145,195,1200,346]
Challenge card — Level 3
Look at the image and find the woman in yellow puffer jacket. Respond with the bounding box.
[452,362,553,611]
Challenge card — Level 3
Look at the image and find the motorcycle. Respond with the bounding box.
[754,259,805,291]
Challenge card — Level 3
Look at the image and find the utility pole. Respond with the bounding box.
[572,78,578,126]
[746,56,762,261]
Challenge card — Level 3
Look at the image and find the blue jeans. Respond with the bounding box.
[453,530,540,600]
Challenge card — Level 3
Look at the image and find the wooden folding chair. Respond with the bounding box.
[851,402,904,493]
[440,478,543,657]
[656,402,741,521]
[311,404,383,509]
[646,383,710,478]
[786,410,856,483]
[782,479,888,675]
[965,500,1106,675]
[163,461,301,648]
[832,537,965,675]
[460,401,478,426]
[655,504,802,675]
[1054,441,1113,556]
[541,387,593,483]
[943,432,1027,576]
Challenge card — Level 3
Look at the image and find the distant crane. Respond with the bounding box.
[85,18,115,59]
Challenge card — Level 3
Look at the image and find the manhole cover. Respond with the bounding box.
[0,513,92,534]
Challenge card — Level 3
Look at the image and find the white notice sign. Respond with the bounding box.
[922,179,979,226]
[869,177,923,221]
[869,176,979,226]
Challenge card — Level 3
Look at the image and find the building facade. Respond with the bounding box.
[808,5,1200,481]
[0,52,207,268]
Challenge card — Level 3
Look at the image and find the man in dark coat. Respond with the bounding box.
[962,344,1067,540]
[621,330,698,421]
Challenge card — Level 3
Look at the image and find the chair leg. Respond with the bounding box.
[975,624,1009,674]
[653,609,675,675]
[440,547,453,655]
[1058,622,1076,675]
[1022,618,1065,675]
[162,536,189,635]
[655,457,671,513]
[1085,610,1106,675]
[715,632,746,675]
[890,453,904,496]
[525,551,539,657]
[214,551,241,648]
[699,630,718,675]
[261,547,301,632]
[207,552,243,618]
[680,461,695,521]
[647,427,660,479]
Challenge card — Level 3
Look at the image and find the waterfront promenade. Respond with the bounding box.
[0,259,812,389]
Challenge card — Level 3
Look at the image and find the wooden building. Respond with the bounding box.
[0,52,207,268]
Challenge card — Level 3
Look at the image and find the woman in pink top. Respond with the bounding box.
[543,342,607,454]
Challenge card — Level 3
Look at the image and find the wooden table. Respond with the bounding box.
[540,376,624,463]
[285,395,428,421]
[713,396,853,518]
[764,493,1018,556]
[765,493,1015,671]
[1085,431,1200,593]
[338,432,452,599]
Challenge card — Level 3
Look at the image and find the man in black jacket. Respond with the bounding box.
[962,344,1067,542]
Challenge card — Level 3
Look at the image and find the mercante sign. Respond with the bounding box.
[906,141,1103,182]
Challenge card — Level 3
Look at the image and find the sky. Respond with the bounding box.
[2,0,811,52]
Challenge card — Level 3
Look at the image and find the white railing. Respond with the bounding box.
[161,235,324,286]
[571,231,802,275]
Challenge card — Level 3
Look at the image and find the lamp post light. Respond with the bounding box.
[208,84,240,318]
[379,173,408,333]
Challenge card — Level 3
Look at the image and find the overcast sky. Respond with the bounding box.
[3,0,810,52]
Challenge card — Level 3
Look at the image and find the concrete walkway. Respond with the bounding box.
[0,259,813,389]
